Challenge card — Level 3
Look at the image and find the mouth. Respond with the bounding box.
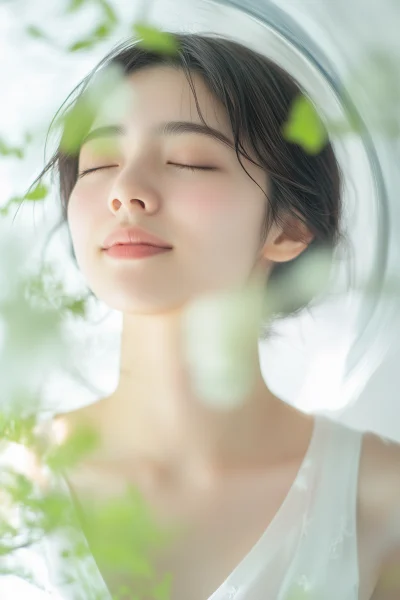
[102,226,172,250]
[102,244,172,259]
[102,243,170,249]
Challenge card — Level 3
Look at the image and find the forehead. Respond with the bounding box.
[92,65,231,134]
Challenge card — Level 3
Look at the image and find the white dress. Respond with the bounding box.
[0,414,363,599]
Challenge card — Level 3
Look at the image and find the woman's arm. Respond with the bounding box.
[370,548,400,599]
[366,437,400,600]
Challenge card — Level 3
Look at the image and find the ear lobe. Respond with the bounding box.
[262,217,315,264]
[265,238,310,263]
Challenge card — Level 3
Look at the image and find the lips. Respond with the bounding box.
[102,226,172,250]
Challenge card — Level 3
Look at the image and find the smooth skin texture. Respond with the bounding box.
[67,65,314,486]
[59,66,400,599]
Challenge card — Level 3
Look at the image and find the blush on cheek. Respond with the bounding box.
[186,184,232,214]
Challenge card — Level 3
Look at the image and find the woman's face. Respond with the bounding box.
[68,66,270,314]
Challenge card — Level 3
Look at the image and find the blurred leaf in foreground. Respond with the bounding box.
[96,0,118,25]
[0,182,47,219]
[65,0,87,12]
[43,421,101,473]
[0,413,38,446]
[282,94,328,155]
[24,182,48,201]
[57,62,130,155]
[133,23,180,55]
[68,38,98,52]
[26,25,50,41]
[0,137,24,159]
[181,246,333,411]
[75,484,176,599]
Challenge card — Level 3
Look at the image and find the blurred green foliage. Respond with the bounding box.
[57,63,128,155]
[25,25,51,41]
[132,23,180,55]
[282,94,328,154]
[66,0,87,12]
[24,182,48,201]
[65,0,118,52]
[0,137,24,159]
[59,93,97,152]
[349,48,400,135]
[1,1,400,599]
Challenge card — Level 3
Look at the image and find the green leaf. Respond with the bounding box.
[151,571,174,600]
[58,64,128,154]
[68,38,97,52]
[132,23,179,55]
[97,0,118,25]
[44,421,101,472]
[282,94,328,155]
[0,138,24,158]
[26,25,48,40]
[0,195,23,217]
[4,470,36,501]
[34,490,74,532]
[68,19,115,51]
[24,182,48,201]
[65,0,87,13]
[0,413,37,444]
[76,487,175,594]
[63,297,87,317]
[93,21,112,40]
[58,96,95,153]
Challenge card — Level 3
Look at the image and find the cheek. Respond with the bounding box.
[178,179,262,246]
[177,179,235,225]
[67,193,84,243]
[67,188,101,254]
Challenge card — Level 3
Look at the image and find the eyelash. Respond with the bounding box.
[77,163,216,178]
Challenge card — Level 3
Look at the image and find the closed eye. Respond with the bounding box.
[77,163,217,179]
[169,163,216,172]
[78,165,116,178]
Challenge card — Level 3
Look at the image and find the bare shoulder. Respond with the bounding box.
[358,430,400,523]
[358,429,400,599]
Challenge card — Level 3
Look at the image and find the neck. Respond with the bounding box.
[89,287,295,488]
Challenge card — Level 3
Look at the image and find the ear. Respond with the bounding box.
[261,213,315,264]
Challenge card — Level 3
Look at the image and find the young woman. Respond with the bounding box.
[28,32,400,600]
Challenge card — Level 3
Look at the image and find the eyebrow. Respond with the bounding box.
[80,120,235,151]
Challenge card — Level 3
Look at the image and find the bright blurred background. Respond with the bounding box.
[0,0,400,439]
[0,0,400,596]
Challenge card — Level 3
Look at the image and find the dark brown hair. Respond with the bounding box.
[32,31,344,336]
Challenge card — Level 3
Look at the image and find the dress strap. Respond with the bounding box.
[278,416,363,600]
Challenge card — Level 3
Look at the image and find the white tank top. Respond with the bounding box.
[0,415,363,599]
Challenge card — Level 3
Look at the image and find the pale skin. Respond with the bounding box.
[52,66,400,599]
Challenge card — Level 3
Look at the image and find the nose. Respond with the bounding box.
[107,164,161,215]
[109,197,146,212]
